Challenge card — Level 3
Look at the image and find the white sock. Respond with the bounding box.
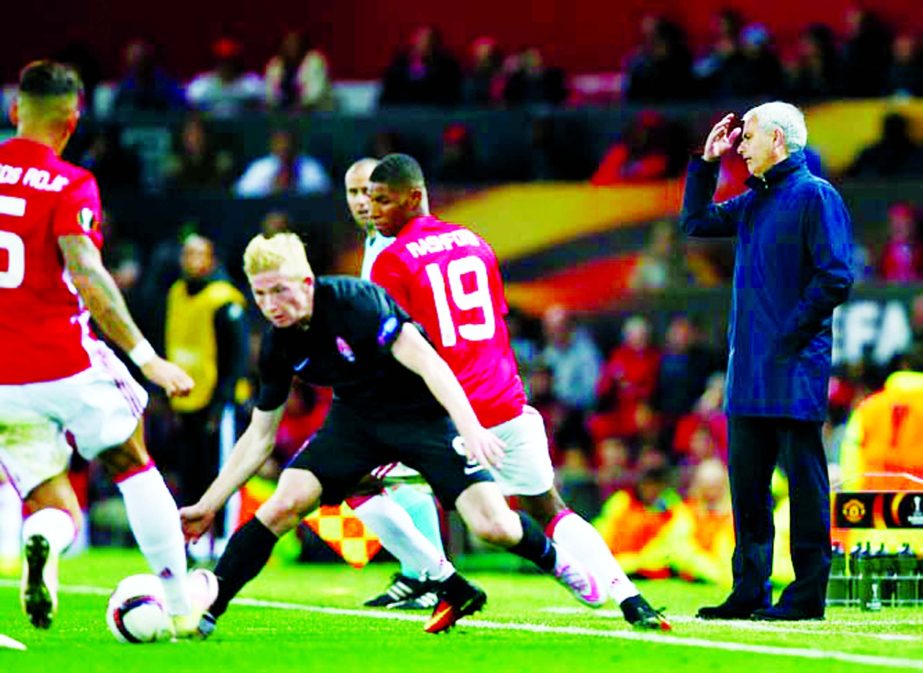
[116,467,191,615]
[0,480,22,560]
[21,508,76,556]
[550,510,639,604]
[353,493,454,581]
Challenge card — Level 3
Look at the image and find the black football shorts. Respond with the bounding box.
[287,402,493,508]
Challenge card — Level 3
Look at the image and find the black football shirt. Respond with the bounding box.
[255,276,444,420]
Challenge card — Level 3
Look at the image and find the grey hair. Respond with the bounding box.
[743,101,807,152]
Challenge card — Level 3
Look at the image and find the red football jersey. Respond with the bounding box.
[0,138,104,384]
[371,215,526,427]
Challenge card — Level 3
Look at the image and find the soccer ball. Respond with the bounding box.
[105,574,173,644]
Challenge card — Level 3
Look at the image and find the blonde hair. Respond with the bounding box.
[243,232,313,279]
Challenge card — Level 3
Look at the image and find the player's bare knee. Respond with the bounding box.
[519,491,564,528]
[471,512,520,547]
[258,493,312,534]
[97,441,149,480]
[24,475,84,531]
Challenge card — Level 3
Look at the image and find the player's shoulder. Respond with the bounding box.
[0,138,97,192]
[791,168,840,199]
[318,275,386,305]
[393,215,489,257]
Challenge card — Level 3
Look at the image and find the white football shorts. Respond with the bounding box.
[0,341,148,498]
[371,407,553,497]
[482,406,554,496]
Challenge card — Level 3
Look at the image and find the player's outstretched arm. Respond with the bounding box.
[180,406,284,540]
[391,322,506,468]
[58,234,193,397]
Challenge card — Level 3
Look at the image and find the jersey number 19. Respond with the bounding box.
[425,256,496,347]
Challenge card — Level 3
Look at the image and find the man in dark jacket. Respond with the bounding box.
[680,102,854,621]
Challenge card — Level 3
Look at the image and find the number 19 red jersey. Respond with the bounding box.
[371,215,526,428]
[0,138,104,384]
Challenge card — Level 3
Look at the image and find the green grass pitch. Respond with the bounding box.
[1,548,921,673]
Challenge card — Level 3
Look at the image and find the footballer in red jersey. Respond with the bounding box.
[368,154,671,630]
[0,60,205,636]
[0,135,103,384]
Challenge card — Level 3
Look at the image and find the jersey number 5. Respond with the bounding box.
[0,230,25,289]
[425,256,496,347]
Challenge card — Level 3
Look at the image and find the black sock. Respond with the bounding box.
[210,517,278,619]
[507,511,557,573]
[435,571,474,602]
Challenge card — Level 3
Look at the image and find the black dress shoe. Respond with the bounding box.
[751,605,824,621]
[696,601,764,620]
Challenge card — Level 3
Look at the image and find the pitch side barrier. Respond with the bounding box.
[828,473,923,610]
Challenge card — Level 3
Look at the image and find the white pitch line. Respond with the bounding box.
[2,581,922,669]
[0,633,27,651]
[540,606,923,641]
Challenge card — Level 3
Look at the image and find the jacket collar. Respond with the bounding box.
[745,151,806,191]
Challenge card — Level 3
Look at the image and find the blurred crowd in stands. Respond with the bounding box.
[18,8,922,117]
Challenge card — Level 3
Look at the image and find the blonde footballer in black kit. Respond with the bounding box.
[179,232,602,635]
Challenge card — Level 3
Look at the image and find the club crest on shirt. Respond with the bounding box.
[77,207,95,232]
[377,315,399,346]
[336,336,356,363]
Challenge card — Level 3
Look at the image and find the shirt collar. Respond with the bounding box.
[745,150,807,191]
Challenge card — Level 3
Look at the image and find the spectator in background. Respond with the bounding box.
[737,24,786,99]
[694,9,745,98]
[594,436,633,501]
[541,305,602,414]
[846,112,923,178]
[593,466,685,578]
[366,129,415,160]
[651,314,722,451]
[165,235,248,561]
[56,42,102,114]
[462,36,503,106]
[507,307,542,377]
[787,24,841,101]
[840,7,893,97]
[164,114,235,192]
[836,356,923,553]
[671,458,734,587]
[591,111,686,185]
[591,315,660,445]
[527,115,593,180]
[264,30,334,112]
[379,25,462,107]
[502,46,568,106]
[77,126,142,193]
[112,39,185,113]
[672,372,729,465]
[877,202,923,282]
[540,305,602,451]
[888,31,923,97]
[260,210,292,237]
[235,128,331,197]
[628,221,688,290]
[434,123,480,184]
[624,15,694,102]
[187,37,263,117]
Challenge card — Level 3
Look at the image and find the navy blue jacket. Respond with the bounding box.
[680,152,854,420]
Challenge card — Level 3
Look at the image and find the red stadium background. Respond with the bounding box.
[4,0,922,83]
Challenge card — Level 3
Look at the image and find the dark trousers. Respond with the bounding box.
[728,416,831,612]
